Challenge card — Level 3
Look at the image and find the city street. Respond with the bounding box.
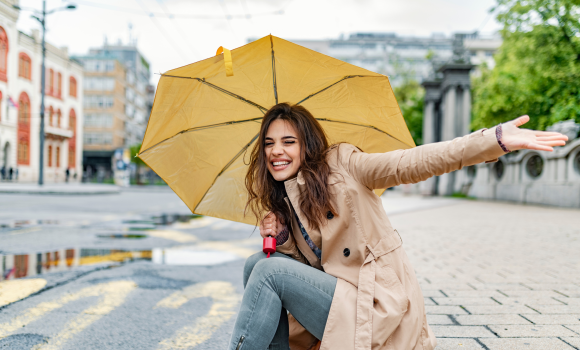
[1,189,579,350]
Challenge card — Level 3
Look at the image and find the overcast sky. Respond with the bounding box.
[16,0,501,86]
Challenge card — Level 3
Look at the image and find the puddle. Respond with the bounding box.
[152,248,240,266]
[151,214,202,226]
[1,246,242,281]
[1,248,152,281]
[97,234,148,239]
[0,220,60,231]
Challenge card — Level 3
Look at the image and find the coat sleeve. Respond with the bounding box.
[276,226,309,265]
[338,128,506,190]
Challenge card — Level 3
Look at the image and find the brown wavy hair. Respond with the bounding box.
[245,103,336,230]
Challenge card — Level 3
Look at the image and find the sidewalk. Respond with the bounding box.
[388,198,580,349]
[0,182,120,195]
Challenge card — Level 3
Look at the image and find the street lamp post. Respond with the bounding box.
[14,1,75,185]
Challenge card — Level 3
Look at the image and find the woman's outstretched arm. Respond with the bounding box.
[339,115,568,190]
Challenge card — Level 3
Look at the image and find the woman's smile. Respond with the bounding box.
[271,158,292,171]
[265,119,302,181]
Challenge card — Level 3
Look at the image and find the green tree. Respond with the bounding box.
[130,144,147,184]
[394,80,424,145]
[472,0,580,130]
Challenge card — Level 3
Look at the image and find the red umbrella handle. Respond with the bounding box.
[263,237,276,258]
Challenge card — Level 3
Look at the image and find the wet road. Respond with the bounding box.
[0,187,262,350]
[0,188,458,350]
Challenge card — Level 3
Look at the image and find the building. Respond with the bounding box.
[469,120,580,208]
[74,42,151,179]
[289,31,500,86]
[0,0,83,183]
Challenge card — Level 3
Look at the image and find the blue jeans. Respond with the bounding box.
[228,252,337,350]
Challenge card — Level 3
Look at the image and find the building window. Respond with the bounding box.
[526,155,543,178]
[574,151,580,175]
[19,53,32,80]
[467,165,477,179]
[17,92,31,165]
[56,109,61,127]
[0,27,8,82]
[48,106,53,126]
[85,113,113,128]
[18,138,29,164]
[70,76,77,97]
[494,160,504,180]
[57,72,62,97]
[49,69,54,95]
[84,95,114,109]
[56,146,60,167]
[68,147,75,168]
[68,109,77,168]
[84,132,113,145]
[84,77,115,91]
[48,145,53,167]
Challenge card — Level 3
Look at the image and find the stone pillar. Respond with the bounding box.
[442,86,456,141]
[462,86,471,136]
[423,100,435,144]
[436,64,474,196]
[420,81,442,195]
[438,86,456,196]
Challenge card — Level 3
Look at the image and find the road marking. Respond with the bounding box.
[156,281,241,349]
[147,229,198,243]
[8,227,41,236]
[0,280,136,346]
[0,278,47,307]
[211,221,233,230]
[172,217,214,229]
[195,241,257,258]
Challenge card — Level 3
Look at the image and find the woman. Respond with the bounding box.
[228,103,567,350]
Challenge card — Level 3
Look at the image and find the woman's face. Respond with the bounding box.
[265,119,301,181]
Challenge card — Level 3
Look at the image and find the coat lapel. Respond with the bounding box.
[284,177,322,270]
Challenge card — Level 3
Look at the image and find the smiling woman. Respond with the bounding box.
[230,101,568,350]
[245,103,336,233]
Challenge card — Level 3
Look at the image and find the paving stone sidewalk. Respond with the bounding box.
[386,198,580,350]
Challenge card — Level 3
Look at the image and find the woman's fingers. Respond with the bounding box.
[526,143,554,152]
[508,115,530,127]
[260,218,277,238]
[536,135,569,141]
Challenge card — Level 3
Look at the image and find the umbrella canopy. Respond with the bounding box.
[138,35,415,225]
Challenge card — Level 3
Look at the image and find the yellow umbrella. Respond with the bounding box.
[138,35,415,225]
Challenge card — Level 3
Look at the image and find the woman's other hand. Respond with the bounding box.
[260,212,282,239]
[500,115,569,152]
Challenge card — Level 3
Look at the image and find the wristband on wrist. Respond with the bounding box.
[275,225,290,246]
[496,124,511,153]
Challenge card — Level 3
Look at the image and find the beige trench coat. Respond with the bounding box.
[276,128,506,350]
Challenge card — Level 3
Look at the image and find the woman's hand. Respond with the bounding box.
[500,115,569,152]
[260,212,283,239]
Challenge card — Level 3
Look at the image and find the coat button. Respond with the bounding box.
[343,248,350,257]
[327,211,334,220]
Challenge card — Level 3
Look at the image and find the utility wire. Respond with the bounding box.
[218,0,240,42]
[133,0,190,63]
[155,0,202,60]
[74,0,284,19]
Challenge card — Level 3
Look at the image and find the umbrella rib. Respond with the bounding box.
[194,132,260,212]
[296,75,384,105]
[161,74,268,113]
[315,118,413,148]
[138,117,263,156]
[270,35,278,104]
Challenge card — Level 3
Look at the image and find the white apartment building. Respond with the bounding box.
[0,0,83,183]
[289,32,501,86]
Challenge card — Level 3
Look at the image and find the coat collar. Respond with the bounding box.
[284,170,305,187]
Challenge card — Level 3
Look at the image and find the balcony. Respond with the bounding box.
[45,125,73,140]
